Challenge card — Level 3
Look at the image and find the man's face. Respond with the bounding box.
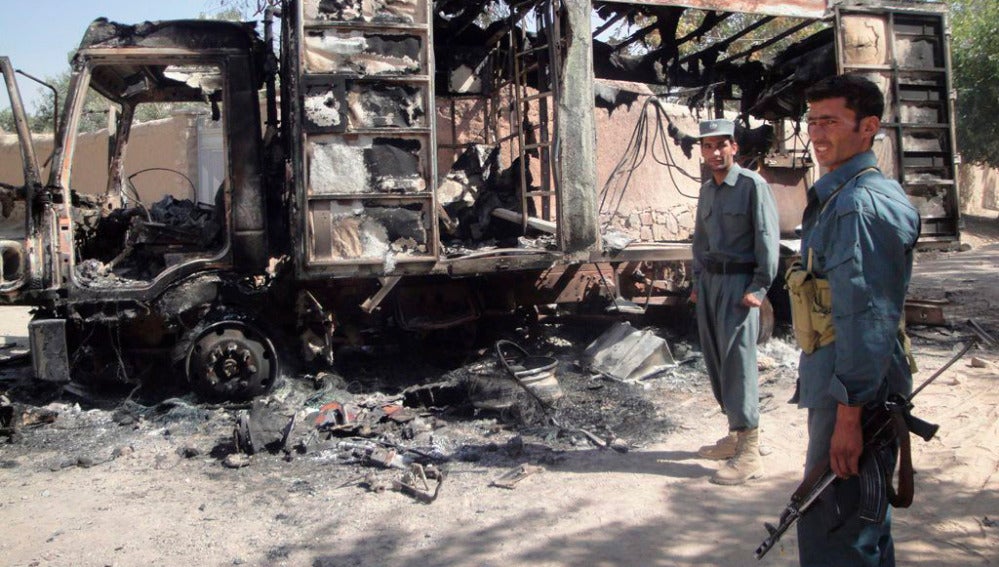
[700,136,737,173]
[806,97,879,171]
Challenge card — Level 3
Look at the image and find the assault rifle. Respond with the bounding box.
[754,320,995,560]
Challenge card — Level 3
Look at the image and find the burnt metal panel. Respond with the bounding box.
[307,135,429,195]
[227,53,270,270]
[605,0,828,19]
[303,0,424,25]
[293,0,438,278]
[306,198,430,263]
[303,30,424,75]
[836,6,960,244]
[28,319,70,383]
[77,19,261,53]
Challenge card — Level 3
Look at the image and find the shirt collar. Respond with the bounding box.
[811,150,878,204]
[717,162,743,188]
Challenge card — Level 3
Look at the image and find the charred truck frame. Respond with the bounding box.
[0,0,959,399]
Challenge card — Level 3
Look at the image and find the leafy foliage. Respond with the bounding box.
[951,0,999,167]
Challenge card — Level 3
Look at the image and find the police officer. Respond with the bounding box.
[690,118,779,485]
[795,75,920,565]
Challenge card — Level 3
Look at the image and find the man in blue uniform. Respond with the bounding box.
[690,118,779,485]
[795,75,921,566]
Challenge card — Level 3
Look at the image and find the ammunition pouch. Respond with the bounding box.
[788,166,882,355]
[785,260,835,354]
[785,258,916,363]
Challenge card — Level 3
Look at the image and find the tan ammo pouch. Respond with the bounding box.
[785,249,835,354]
[786,248,920,365]
[786,166,879,354]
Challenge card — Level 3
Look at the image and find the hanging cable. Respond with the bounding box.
[597,96,705,231]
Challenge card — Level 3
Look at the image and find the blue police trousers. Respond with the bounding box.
[797,407,895,566]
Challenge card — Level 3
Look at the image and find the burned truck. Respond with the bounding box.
[0,0,960,399]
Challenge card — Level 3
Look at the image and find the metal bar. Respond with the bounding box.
[537,1,554,221]
[0,56,41,238]
[676,11,733,46]
[360,276,403,314]
[678,16,775,64]
[491,208,557,234]
[602,0,827,19]
[515,44,555,57]
[614,21,659,52]
[450,96,459,168]
[523,91,554,103]
[512,26,530,234]
[718,19,815,65]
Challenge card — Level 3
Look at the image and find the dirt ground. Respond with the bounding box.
[1,216,998,567]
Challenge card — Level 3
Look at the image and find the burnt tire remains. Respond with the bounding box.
[185,320,278,400]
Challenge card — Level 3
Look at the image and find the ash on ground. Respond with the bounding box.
[0,319,801,498]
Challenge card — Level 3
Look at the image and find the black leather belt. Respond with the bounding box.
[703,259,756,275]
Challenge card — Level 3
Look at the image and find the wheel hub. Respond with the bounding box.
[186,321,277,400]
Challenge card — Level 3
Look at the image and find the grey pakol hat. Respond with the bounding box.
[697,118,735,139]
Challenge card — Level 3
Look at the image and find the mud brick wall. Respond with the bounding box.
[0,114,197,201]
[593,99,703,242]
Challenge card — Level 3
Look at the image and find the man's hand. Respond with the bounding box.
[742,292,762,308]
[830,404,864,478]
[689,290,698,303]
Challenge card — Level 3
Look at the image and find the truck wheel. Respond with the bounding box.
[184,319,278,400]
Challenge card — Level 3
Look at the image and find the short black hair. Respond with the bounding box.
[805,74,885,121]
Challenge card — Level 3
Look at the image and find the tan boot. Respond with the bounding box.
[710,428,763,485]
[697,431,738,460]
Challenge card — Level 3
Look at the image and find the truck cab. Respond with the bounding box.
[1,19,282,397]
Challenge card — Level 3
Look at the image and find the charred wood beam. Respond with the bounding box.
[675,11,731,47]
[718,19,814,65]
[611,6,683,53]
[652,7,684,57]
[678,15,775,64]
[441,0,497,44]
[613,21,659,51]
[483,0,546,49]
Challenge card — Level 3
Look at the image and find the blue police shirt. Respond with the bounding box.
[691,163,779,301]
[796,151,921,408]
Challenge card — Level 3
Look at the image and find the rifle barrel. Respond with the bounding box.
[909,338,977,399]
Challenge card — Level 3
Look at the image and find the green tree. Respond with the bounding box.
[0,107,16,132]
[951,0,999,166]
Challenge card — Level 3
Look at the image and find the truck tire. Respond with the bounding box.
[182,316,279,401]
